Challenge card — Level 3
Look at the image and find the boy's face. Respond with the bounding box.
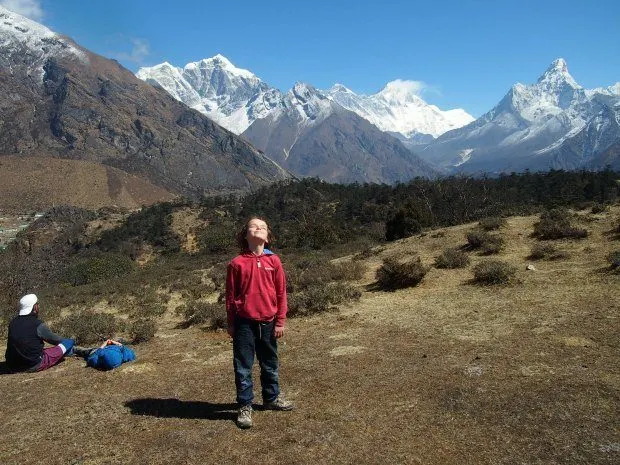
[246,219,269,246]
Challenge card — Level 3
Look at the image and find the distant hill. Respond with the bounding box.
[0,156,176,212]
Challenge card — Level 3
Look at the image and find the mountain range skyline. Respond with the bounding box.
[135,52,620,175]
[136,54,476,138]
[3,0,618,118]
[0,3,619,193]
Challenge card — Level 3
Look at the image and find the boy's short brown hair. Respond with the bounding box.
[236,217,275,251]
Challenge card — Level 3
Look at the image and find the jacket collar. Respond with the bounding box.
[243,248,274,256]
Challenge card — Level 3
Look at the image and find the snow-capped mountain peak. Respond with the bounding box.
[329,83,353,94]
[291,82,325,101]
[536,57,581,94]
[137,54,282,134]
[422,58,620,174]
[377,79,425,104]
[326,80,474,138]
[501,58,587,123]
[0,5,85,80]
[184,54,255,80]
[588,82,620,97]
[287,82,334,123]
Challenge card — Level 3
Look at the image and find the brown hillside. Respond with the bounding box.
[0,156,175,211]
[0,207,619,464]
[0,7,291,199]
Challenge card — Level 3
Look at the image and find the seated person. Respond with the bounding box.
[5,294,74,372]
[74,339,135,370]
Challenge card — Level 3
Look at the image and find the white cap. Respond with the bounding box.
[19,294,38,316]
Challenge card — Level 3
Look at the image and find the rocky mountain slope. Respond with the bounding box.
[0,7,290,200]
[242,83,436,183]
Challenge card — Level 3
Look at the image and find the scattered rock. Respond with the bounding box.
[329,346,365,357]
[464,365,484,376]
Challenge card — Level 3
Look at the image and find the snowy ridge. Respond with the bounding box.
[138,54,474,138]
[422,57,620,172]
[0,5,86,80]
[326,79,474,138]
[285,82,335,126]
[136,62,202,107]
[137,55,283,134]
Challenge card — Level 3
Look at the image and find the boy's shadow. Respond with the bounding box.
[0,362,12,375]
[124,398,238,421]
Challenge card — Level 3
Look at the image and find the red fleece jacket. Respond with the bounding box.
[225,250,288,327]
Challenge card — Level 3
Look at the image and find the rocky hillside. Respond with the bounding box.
[242,84,436,183]
[1,202,618,464]
[0,7,290,200]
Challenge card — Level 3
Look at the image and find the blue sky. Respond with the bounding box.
[3,0,619,117]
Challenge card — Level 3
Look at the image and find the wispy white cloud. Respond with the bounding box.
[109,37,151,66]
[0,0,44,21]
[381,79,442,98]
[384,79,427,95]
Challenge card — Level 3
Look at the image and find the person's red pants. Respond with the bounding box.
[37,345,65,371]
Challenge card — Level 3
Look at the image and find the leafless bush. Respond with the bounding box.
[375,257,428,290]
[434,248,470,269]
[472,260,517,285]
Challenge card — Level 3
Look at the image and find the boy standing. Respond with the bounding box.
[226,217,293,429]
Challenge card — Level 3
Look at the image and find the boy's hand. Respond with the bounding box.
[274,326,285,338]
[227,326,235,338]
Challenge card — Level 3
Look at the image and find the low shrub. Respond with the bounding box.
[533,208,588,240]
[434,248,470,269]
[375,257,428,290]
[129,318,157,343]
[0,297,15,338]
[481,235,505,255]
[385,209,422,241]
[472,260,517,285]
[208,266,227,290]
[62,254,135,286]
[98,202,181,253]
[176,300,226,329]
[285,259,365,293]
[575,201,595,211]
[114,286,168,318]
[607,251,620,271]
[466,230,504,254]
[329,261,367,281]
[528,243,570,260]
[197,222,237,255]
[478,217,507,231]
[52,310,121,345]
[466,230,488,249]
[288,282,361,317]
[591,203,608,214]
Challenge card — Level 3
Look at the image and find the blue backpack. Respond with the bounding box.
[86,345,136,370]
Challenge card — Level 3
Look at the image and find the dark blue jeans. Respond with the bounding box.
[233,317,280,406]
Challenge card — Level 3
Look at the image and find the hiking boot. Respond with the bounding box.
[72,346,94,358]
[237,404,253,429]
[263,396,294,411]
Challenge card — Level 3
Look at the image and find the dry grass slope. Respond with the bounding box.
[1,206,619,464]
[0,156,176,212]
